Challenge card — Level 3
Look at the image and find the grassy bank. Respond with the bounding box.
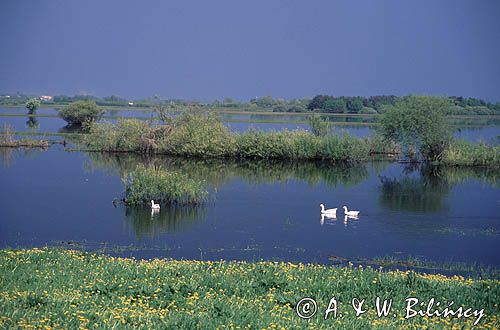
[83,113,500,167]
[83,114,397,162]
[0,249,498,329]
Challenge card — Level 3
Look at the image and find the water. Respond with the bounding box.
[1,148,499,267]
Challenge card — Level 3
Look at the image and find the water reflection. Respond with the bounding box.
[26,116,39,129]
[123,205,206,239]
[85,153,371,189]
[379,165,452,213]
[379,165,500,213]
[0,147,13,167]
[0,147,45,168]
[320,213,337,225]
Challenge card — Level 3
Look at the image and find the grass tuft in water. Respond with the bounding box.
[125,164,208,206]
[0,124,49,148]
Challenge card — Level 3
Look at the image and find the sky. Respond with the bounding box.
[1,0,499,102]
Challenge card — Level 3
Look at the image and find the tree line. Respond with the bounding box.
[5,92,500,115]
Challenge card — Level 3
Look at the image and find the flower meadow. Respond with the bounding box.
[0,248,498,329]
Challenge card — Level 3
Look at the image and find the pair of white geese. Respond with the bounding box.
[153,199,359,219]
[320,204,359,218]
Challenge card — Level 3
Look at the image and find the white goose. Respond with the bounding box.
[343,206,359,217]
[320,204,337,217]
[151,200,160,210]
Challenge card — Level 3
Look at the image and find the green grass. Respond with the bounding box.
[442,140,500,167]
[125,164,208,206]
[83,114,374,162]
[82,114,500,167]
[0,248,498,329]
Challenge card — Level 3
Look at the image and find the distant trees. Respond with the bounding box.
[250,96,279,108]
[26,116,39,129]
[25,98,40,114]
[308,95,375,113]
[304,94,500,116]
[59,100,104,126]
[307,95,331,111]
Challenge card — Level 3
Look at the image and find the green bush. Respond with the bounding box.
[59,100,104,126]
[308,114,331,137]
[157,112,236,157]
[125,164,208,205]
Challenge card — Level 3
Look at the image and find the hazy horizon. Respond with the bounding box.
[1,1,499,102]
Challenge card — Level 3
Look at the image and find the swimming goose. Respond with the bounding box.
[320,204,337,217]
[151,200,160,210]
[343,206,359,217]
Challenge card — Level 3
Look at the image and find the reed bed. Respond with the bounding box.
[442,140,500,167]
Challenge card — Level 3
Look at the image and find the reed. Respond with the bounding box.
[442,140,500,167]
[125,164,208,205]
[0,124,49,148]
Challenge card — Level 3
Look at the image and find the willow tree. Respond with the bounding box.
[379,95,453,161]
[25,98,40,114]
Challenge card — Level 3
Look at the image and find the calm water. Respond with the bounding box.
[1,148,499,267]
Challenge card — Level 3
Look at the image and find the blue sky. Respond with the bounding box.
[1,0,499,101]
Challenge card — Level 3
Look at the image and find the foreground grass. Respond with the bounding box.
[0,249,498,329]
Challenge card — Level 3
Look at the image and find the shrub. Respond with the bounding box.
[379,95,453,161]
[59,100,104,126]
[308,114,331,137]
[125,164,208,205]
[25,98,40,114]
